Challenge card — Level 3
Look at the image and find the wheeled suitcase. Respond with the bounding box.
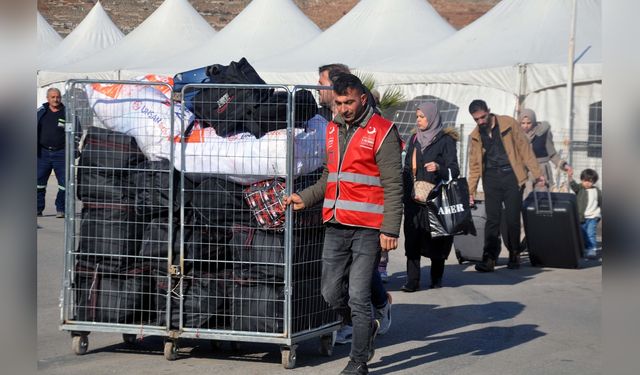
[454,201,486,263]
[522,191,583,268]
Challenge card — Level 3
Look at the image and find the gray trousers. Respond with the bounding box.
[321,224,380,363]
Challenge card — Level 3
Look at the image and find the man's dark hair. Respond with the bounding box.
[332,73,366,96]
[319,63,351,83]
[580,168,599,183]
[469,99,489,114]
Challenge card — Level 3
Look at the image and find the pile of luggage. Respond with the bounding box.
[73,125,328,333]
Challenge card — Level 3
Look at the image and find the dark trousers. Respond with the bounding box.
[37,148,66,213]
[482,168,523,260]
[406,257,445,287]
[321,224,380,363]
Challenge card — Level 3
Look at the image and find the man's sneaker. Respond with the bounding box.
[374,293,392,335]
[367,319,380,362]
[340,360,368,375]
[56,212,65,218]
[335,324,353,345]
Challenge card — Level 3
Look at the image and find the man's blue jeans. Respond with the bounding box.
[321,224,380,363]
[37,148,66,213]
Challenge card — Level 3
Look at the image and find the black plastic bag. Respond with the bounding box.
[426,177,476,238]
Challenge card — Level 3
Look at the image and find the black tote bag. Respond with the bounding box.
[426,174,476,238]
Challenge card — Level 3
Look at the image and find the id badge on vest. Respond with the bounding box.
[359,126,377,150]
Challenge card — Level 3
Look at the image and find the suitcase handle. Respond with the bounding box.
[532,183,554,215]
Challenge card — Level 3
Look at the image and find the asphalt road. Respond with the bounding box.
[37,179,602,374]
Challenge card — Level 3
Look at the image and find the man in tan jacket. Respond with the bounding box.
[467,100,544,272]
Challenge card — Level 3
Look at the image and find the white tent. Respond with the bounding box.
[38,2,123,71]
[39,0,217,85]
[255,0,456,84]
[362,0,602,180]
[37,12,62,62]
[133,0,321,77]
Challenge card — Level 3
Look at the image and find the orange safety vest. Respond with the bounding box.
[323,114,396,229]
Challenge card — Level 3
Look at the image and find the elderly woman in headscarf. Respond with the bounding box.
[401,102,460,292]
[518,109,573,195]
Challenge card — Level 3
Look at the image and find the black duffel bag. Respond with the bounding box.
[132,159,181,217]
[77,205,143,272]
[190,58,272,137]
[80,126,145,169]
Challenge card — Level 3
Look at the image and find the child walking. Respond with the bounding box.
[568,168,602,259]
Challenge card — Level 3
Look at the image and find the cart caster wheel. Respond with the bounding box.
[209,340,222,350]
[230,341,241,351]
[281,345,297,369]
[72,335,89,355]
[319,332,335,356]
[164,340,178,361]
[122,334,137,345]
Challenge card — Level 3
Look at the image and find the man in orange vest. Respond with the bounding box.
[285,74,403,375]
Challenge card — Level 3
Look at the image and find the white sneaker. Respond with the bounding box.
[375,294,392,335]
[335,324,353,345]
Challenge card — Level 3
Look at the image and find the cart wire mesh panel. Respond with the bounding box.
[61,78,340,366]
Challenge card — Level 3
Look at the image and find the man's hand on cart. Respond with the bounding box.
[283,193,306,210]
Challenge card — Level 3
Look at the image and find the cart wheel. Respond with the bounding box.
[209,340,222,350]
[230,341,241,351]
[122,334,137,344]
[319,333,334,356]
[164,340,178,361]
[72,335,89,355]
[281,345,297,369]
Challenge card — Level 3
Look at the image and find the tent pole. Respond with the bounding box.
[517,63,527,117]
[566,0,577,166]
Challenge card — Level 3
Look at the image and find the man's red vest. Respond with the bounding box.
[323,114,396,229]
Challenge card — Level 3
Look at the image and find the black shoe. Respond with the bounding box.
[340,360,368,375]
[430,280,442,289]
[401,283,419,293]
[37,212,43,217]
[475,258,496,272]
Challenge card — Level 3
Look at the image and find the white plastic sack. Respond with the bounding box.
[85,77,192,161]
[174,114,327,185]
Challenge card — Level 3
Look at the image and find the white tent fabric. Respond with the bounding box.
[38,0,217,85]
[38,2,123,71]
[360,0,602,184]
[255,0,455,84]
[127,0,321,78]
[361,0,601,127]
[37,12,62,61]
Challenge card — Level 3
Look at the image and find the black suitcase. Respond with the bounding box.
[454,201,486,263]
[522,191,583,268]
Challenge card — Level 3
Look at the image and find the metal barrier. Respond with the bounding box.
[61,80,340,368]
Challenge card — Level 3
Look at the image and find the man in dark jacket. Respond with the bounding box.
[467,99,544,271]
[37,88,67,218]
[284,74,403,375]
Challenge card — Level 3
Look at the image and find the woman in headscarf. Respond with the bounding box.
[518,109,573,195]
[401,102,460,292]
